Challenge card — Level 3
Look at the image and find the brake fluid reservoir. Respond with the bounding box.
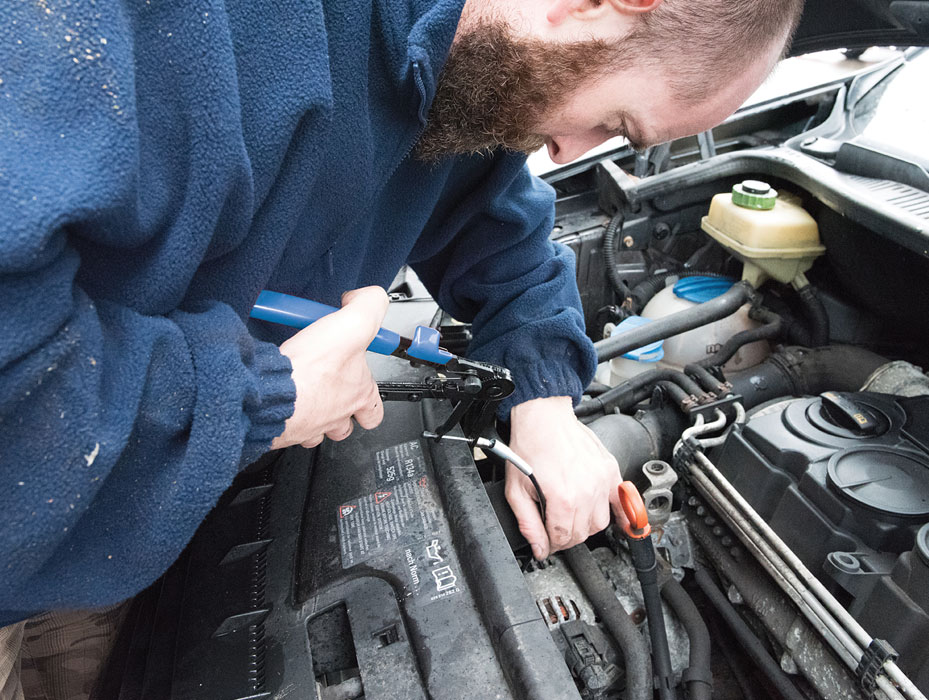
[700,180,824,288]
[641,277,770,372]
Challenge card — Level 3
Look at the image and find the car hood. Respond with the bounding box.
[792,0,929,55]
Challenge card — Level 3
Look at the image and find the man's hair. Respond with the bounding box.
[618,0,806,101]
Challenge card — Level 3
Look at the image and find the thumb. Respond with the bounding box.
[506,471,551,560]
[338,286,390,348]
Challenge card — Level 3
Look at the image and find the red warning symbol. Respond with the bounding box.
[374,491,392,504]
[339,505,356,519]
[418,476,428,488]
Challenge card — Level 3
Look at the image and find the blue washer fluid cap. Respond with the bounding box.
[673,276,737,304]
[611,316,664,362]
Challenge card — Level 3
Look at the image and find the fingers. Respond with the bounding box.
[353,382,384,430]
[325,419,354,442]
[505,467,551,560]
[590,496,612,535]
[543,495,578,554]
[545,492,592,555]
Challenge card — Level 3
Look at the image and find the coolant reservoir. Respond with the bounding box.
[700,180,824,288]
[641,277,770,372]
[608,316,666,385]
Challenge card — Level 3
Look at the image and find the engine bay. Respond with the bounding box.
[533,83,929,697]
[100,66,929,700]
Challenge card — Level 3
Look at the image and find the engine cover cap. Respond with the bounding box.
[827,446,929,518]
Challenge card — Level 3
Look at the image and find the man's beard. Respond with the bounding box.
[415,21,616,162]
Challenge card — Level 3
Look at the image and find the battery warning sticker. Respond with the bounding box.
[402,536,463,606]
[337,440,440,568]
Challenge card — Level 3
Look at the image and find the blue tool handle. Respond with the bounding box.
[250,290,401,356]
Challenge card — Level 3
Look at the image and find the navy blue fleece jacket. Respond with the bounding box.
[0,0,596,623]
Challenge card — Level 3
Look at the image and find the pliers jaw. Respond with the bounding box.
[378,355,514,440]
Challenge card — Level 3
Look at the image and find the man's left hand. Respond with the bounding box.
[505,396,621,560]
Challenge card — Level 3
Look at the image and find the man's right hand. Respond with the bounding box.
[271,286,389,450]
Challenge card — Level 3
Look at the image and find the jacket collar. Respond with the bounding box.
[379,0,467,124]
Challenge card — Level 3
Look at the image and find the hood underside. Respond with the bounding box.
[792,0,929,55]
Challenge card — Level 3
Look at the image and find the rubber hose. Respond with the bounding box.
[706,613,764,700]
[603,213,633,303]
[698,308,783,368]
[727,345,887,410]
[588,414,659,480]
[585,381,612,398]
[661,579,712,700]
[587,408,687,483]
[684,363,730,397]
[629,270,729,315]
[797,285,829,347]
[628,541,677,700]
[595,282,754,364]
[694,569,807,700]
[656,380,692,409]
[575,368,702,417]
[564,545,652,700]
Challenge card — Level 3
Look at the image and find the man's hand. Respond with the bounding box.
[271,286,388,450]
[505,396,620,560]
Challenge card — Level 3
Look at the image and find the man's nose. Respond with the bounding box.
[545,133,609,164]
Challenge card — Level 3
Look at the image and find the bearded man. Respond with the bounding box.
[0,0,803,695]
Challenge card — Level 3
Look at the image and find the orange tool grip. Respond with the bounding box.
[618,481,651,539]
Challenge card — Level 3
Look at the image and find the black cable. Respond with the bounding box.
[527,472,547,523]
[603,212,633,304]
[694,569,807,700]
[706,609,765,700]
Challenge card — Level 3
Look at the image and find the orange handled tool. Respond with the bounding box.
[617,481,651,539]
[616,481,677,700]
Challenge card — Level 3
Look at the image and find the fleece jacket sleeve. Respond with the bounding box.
[0,246,295,622]
[410,154,597,417]
[0,3,295,623]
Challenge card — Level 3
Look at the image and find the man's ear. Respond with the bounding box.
[608,0,663,14]
[546,0,608,25]
[547,0,662,26]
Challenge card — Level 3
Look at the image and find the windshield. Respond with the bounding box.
[849,49,929,167]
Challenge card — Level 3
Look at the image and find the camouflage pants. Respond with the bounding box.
[0,603,126,700]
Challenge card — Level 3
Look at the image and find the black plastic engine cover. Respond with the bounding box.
[99,385,581,699]
[713,391,929,688]
[715,392,929,563]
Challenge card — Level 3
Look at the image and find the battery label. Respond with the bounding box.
[338,441,440,568]
[374,440,426,487]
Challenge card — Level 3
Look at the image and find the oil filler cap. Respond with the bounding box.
[732,180,778,210]
[819,392,887,437]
